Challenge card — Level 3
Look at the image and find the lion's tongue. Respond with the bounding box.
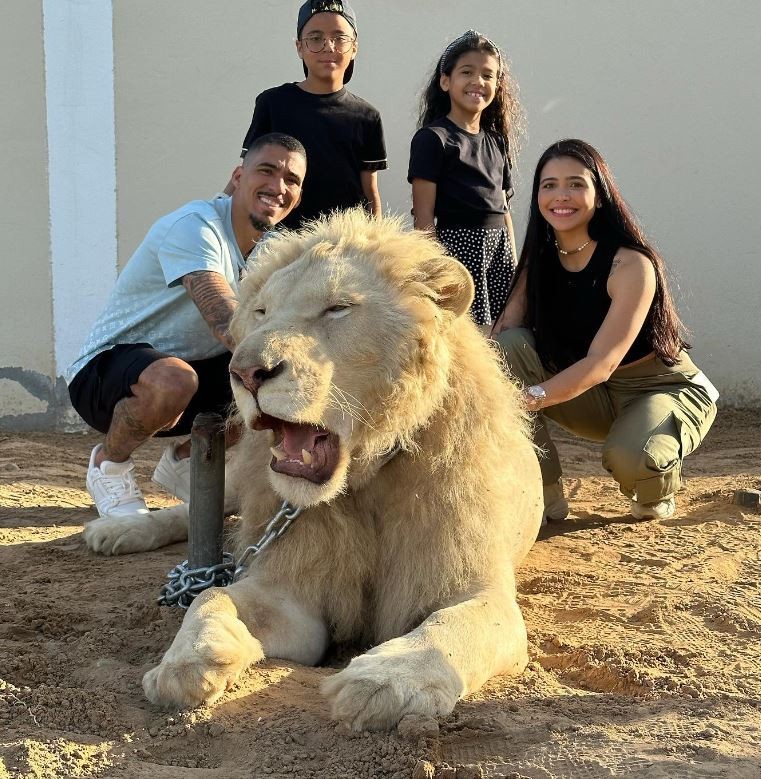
[281,422,326,459]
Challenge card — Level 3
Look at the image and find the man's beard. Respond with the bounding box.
[249,214,273,233]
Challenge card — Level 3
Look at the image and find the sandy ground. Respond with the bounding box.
[0,409,760,778]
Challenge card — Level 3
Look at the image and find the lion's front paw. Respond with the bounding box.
[83,514,157,555]
[143,612,263,708]
[322,645,460,731]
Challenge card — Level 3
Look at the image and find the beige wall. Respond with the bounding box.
[0,0,56,425]
[1,1,760,429]
[114,0,761,404]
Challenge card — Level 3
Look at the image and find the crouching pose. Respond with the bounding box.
[493,139,717,521]
[84,210,543,731]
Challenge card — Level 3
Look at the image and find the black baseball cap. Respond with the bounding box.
[296,0,357,84]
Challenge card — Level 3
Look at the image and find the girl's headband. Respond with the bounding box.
[438,30,503,76]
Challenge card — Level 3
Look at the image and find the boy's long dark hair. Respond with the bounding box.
[517,139,689,371]
[418,31,523,158]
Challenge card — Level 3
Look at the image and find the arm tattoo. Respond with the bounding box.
[608,257,623,279]
[182,271,238,351]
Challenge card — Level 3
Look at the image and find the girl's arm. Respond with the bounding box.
[411,179,437,231]
[361,170,382,217]
[491,263,527,335]
[504,200,517,260]
[525,248,657,411]
[489,202,518,334]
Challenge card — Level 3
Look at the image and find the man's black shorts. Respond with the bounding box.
[68,344,233,436]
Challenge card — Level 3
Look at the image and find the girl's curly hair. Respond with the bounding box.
[418,30,524,160]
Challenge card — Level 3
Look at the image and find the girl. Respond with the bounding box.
[408,30,523,332]
[494,139,718,521]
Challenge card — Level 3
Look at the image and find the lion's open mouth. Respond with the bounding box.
[253,414,340,484]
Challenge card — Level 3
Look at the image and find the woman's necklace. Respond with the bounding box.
[555,238,591,256]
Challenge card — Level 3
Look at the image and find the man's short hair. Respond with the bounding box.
[243,133,306,164]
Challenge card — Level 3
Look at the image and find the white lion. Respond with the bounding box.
[83,210,543,731]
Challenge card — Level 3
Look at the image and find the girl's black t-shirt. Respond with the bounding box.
[408,116,512,229]
[241,83,387,229]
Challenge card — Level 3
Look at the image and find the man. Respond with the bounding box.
[67,133,306,517]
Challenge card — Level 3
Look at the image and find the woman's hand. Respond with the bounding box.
[522,385,547,412]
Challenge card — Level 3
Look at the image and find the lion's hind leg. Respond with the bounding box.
[323,585,528,731]
[143,576,328,709]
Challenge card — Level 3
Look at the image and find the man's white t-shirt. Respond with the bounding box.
[67,196,245,383]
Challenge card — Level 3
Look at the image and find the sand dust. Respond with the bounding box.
[1,409,759,778]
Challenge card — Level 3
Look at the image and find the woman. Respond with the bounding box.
[493,139,717,521]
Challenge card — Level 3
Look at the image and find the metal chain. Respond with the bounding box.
[157,554,236,609]
[157,501,302,609]
[234,501,303,581]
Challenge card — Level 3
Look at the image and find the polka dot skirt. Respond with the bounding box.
[437,226,515,326]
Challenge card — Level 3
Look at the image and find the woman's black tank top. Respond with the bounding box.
[546,241,654,368]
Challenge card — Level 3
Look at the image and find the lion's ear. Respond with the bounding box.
[422,256,475,318]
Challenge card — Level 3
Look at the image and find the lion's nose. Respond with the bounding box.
[230,362,285,395]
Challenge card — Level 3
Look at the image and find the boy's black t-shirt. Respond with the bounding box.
[408,116,512,229]
[241,83,387,229]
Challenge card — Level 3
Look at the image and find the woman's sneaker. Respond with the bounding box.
[630,495,676,520]
[152,443,191,502]
[86,444,149,517]
[543,478,570,522]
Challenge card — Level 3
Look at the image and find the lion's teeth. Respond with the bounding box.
[302,448,313,465]
[270,446,287,462]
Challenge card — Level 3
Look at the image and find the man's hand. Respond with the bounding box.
[182,271,238,352]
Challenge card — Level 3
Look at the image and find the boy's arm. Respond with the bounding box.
[241,92,272,158]
[223,93,272,195]
[222,174,236,198]
[359,112,387,217]
[361,170,382,217]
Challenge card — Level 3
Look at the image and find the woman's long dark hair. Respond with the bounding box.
[418,31,524,158]
[515,138,689,370]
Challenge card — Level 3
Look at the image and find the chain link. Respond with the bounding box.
[234,502,303,581]
[157,501,302,609]
[157,554,236,609]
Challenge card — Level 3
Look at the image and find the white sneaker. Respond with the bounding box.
[152,443,191,502]
[86,444,149,517]
[630,495,676,520]
[543,478,570,521]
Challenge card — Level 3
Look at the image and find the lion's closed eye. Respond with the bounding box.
[324,304,353,319]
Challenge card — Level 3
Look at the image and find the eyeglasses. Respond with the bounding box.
[301,33,355,53]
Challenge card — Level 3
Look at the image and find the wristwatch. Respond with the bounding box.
[526,385,547,405]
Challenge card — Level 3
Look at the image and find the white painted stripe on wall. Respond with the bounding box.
[43,0,117,377]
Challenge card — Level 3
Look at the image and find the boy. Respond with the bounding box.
[235,0,386,228]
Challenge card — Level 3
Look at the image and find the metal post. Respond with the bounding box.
[188,412,226,569]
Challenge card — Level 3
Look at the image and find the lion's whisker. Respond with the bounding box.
[329,387,377,431]
[335,388,375,422]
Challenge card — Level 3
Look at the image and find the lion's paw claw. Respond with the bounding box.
[143,613,263,709]
[323,650,457,731]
